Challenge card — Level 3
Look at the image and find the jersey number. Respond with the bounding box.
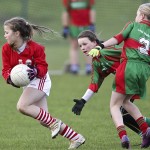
[139,38,150,55]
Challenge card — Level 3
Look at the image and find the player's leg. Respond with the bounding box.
[59,123,85,149]
[121,99,150,135]
[81,26,92,75]
[121,106,141,136]
[121,99,141,135]
[33,95,49,127]
[17,87,85,149]
[68,26,80,74]
[110,91,130,149]
[17,87,46,117]
[17,86,61,136]
[130,99,150,127]
[69,38,79,74]
[84,55,92,75]
[123,99,150,148]
[123,111,150,135]
[34,90,85,149]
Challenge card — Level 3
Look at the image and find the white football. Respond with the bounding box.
[10,64,30,87]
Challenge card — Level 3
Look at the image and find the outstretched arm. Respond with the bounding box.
[72,64,105,115]
[103,37,118,48]
[72,89,94,115]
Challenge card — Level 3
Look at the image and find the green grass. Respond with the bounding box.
[0,75,150,150]
[0,0,150,149]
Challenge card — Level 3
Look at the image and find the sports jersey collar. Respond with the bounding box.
[140,20,150,26]
[18,42,27,53]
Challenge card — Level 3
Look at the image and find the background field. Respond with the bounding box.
[0,0,150,150]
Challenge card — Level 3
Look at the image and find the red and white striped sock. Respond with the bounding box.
[35,108,56,126]
[60,125,80,141]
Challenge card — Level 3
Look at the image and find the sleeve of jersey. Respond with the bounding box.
[2,45,12,81]
[34,46,48,78]
[114,22,134,44]
[88,83,99,92]
[88,63,104,92]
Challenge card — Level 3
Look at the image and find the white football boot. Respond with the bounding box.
[49,119,62,139]
[68,134,85,149]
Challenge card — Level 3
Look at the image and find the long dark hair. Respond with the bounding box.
[4,17,55,41]
[78,30,104,45]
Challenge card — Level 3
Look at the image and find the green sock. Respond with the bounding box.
[144,117,150,126]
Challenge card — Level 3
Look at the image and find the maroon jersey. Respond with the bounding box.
[2,40,48,80]
[63,0,95,26]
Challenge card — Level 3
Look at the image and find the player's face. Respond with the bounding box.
[4,25,19,45]
[135,10,144,22]
[78,37,97,56]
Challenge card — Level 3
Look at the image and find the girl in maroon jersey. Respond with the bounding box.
[62,0,96,74]
[2,17,85,149]
[89,3,150,149]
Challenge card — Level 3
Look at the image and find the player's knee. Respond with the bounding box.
[16,102,27,114]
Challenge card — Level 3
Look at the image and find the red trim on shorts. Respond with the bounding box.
[132,95,140,99]
[38,76,46,91]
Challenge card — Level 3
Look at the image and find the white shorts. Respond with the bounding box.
[24,72,51,96]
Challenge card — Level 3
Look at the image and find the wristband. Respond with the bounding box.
[82,89,94,102]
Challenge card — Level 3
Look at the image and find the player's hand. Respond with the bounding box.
[89,23,95,32]
[62,26,69,38]
[7,76,20,88]
[27,66,37,81]
[88,46,101,57]
[72,99,86,115]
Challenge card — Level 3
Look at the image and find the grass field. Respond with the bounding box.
[0,0,150,150]
[0,74,150,150]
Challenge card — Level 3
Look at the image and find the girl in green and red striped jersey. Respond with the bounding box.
[88,3,150,149]
[72,30,150,137]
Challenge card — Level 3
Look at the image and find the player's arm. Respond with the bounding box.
[62,10,69,27]
[102,37,118,48]
[88,38,118,58]
[89,22,134,56]
[2,45,12,81]
[89,0,95,24]
[89,2,96,32]
[33,45,48,78]
[61,11,70,38]
[61,0,70,38]
[2,45,20,88]
[72,89,94,115]
[72,63,104,115]
[104,22,134,48]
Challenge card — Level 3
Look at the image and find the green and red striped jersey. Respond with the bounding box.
[114,20,150,63]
